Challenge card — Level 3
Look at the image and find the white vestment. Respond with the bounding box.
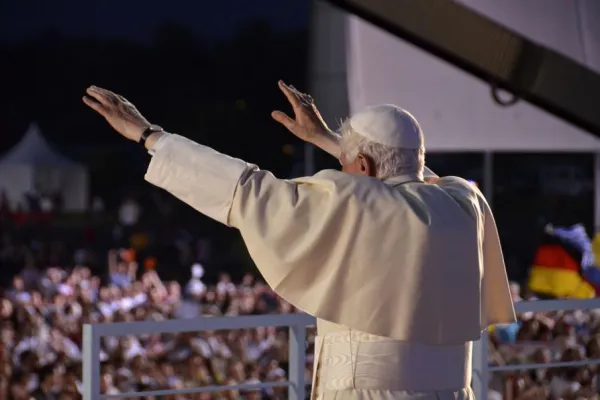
[146,134,516,399]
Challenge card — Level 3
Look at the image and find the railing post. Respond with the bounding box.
[471,329,488,400]
[288,323,307,400]
[83,324,101,400]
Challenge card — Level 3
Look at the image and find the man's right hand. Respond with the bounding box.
[83,86,151,143]
[271,81,331,144]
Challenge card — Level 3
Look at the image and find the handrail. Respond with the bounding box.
[489,359,600,372]
[87,313,316,336]
[513,298,600,313]
[82,313,316,400]
[472,298,600,400]
[83,299,600,400]
[99,382,290,399]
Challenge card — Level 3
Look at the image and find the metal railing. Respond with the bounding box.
[83,299,600,400]
[472,298,600,400]
[82,313,316,400]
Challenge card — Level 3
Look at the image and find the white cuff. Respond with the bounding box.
[147,133,171,156]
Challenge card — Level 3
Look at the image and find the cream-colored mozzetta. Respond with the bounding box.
[145,133,515,398]
[146,134,515,341]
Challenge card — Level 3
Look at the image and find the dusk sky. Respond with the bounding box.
[0,0,309,43]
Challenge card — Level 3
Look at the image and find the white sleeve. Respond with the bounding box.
[147,133,172,155]
[145,134,256,225]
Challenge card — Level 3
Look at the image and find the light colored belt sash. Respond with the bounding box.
[313,330,472,395]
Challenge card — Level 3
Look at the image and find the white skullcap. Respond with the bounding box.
[349,104,437,179]
[349,104,424,149]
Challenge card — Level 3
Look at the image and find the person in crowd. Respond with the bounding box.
[0,254,311,399]
[186,263,207,299]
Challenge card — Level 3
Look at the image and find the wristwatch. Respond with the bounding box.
[139,124,164,146]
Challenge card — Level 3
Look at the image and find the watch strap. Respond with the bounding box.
[139,126,162,146]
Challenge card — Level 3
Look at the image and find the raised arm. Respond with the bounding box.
[83,85,259,225]
[82,85,347,296]
[271,81,438,180]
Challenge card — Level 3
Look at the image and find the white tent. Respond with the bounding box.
[0,123,89,212]
[310,0,600,228]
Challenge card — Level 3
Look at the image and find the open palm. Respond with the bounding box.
[83,86,150,142]
[271,81,330,143]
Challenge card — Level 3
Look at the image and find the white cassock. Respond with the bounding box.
[146,134,517,400]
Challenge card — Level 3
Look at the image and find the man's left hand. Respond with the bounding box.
[272,80,330,144]
[83,86,150,142]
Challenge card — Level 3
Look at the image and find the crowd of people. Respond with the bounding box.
[487,284,600,399]
[2,194,600,400]
[0,188,315,400]
[0,253,316,400]
[6,250,600,400]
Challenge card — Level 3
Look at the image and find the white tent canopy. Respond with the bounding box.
[0,123,89,211]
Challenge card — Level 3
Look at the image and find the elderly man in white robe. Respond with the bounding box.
[83,81,516,400]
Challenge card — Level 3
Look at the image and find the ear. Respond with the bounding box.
[356,154,376,177]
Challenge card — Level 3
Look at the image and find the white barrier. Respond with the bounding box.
[83,299,600,400]
[82,313,316,400]
[472,298,600,400]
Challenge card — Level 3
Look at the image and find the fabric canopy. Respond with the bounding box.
[311,0,600,152]
[0,123,80,167]
[0,123,89,211]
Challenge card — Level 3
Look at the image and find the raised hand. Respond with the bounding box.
[83,86,150,142]
[271,81,331,143]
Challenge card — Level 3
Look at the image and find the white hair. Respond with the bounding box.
[339,119,425,180]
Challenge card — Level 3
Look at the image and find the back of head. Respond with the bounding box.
[340,104,425,180]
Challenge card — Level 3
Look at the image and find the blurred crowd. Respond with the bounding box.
[487,284,600,400]
[0,253,315,400]
[4,193,600,400]
[0,189,320,400]
[8,250,600,400]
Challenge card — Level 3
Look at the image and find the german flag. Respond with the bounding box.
[527,226,596,299]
